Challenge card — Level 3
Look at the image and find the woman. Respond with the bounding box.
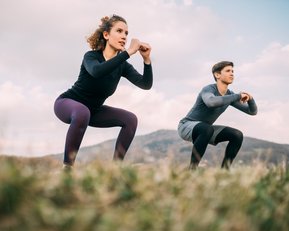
[54,15,153,168]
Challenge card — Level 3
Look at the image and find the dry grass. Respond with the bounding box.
[0,156,289,231]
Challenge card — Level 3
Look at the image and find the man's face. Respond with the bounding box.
[215,65,234,84]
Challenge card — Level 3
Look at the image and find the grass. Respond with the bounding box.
[0,156,289,231]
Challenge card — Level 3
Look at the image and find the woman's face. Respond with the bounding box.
[103,21,128,52]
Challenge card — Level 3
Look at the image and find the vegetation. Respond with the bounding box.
[0,155,289,231]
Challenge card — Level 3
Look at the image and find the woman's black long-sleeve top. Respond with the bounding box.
[60,50,153,113]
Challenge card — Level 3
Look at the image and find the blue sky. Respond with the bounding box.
[224,1,287,40]
[0,0,288,156]
[192,0,289,61]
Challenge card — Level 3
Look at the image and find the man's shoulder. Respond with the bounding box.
[202,83,217,92]
[226,88,234,95]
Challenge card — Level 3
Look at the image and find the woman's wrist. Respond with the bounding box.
[143,57,151,65]
[126,48,138,57]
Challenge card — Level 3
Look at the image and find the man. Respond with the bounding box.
[178,61,257,169]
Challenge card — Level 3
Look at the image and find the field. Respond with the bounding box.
[0,156,289,231]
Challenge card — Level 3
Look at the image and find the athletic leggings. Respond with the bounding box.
[191,122,243,169]
[54,98,138,165]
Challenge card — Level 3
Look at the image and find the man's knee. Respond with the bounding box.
[193,123,214,142]
[199,123,214,138]
[232,129,243,142]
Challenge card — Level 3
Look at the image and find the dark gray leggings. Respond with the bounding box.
[191,122,243,169]
[54,98,138,165]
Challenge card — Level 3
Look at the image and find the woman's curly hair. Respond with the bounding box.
[87,14,127,51]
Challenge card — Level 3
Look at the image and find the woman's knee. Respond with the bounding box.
[126,112,138,129]
[71,107,91,128]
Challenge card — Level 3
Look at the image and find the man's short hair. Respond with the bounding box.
[212,61,234,81]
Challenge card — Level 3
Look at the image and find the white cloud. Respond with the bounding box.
[0,0,224,85]
[235,35,245,44]
[218,99,289,144]
[0,82,25,108]
[0,81,58,155]
[107,85,193,132]
[237,42,289,100]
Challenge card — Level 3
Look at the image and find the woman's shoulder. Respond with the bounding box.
[83,50,102,59]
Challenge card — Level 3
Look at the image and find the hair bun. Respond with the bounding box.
[101,16,110,24]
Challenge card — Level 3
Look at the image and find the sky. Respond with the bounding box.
[0,0,289,157]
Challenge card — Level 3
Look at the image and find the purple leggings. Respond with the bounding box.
[54,98,138,165]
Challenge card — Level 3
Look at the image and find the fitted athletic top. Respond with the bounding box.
[60,50,153,112]
[182,84,257,124]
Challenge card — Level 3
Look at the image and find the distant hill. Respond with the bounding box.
[50,129,289,166]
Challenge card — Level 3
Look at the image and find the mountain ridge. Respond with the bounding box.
[49,129,289,166]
